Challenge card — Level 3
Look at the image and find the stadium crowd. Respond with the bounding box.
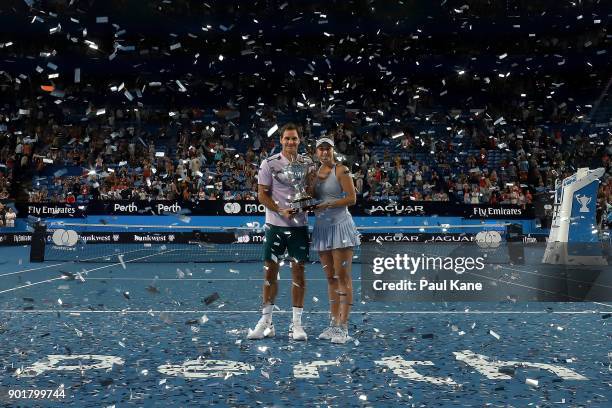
[0,0,610,218]
[2,99,610,210]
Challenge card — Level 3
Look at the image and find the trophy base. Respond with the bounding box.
[289,197,321,212]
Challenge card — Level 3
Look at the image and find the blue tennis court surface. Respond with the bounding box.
[1,246,611,407]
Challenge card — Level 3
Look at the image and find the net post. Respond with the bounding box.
[507,223,524,265]
[30,221,47,263]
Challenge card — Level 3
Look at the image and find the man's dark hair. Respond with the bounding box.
[279,123,300,138]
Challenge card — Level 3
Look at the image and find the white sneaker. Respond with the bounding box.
[247,320,275,340]
[331,327,351,344]
[289,322,308,341]
[318,326,335,340]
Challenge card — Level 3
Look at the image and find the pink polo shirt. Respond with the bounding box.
[257,152,313,227]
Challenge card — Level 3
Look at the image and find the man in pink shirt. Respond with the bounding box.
[247,123,314,341]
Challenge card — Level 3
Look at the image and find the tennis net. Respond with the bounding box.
[34,222,513,264]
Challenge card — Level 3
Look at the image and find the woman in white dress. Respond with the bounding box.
[310,137,360,344]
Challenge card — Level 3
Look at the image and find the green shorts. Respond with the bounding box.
[263,224,309,263]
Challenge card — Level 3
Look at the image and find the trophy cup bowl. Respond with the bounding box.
[284,161,320,212]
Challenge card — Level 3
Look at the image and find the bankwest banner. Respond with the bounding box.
[0,231,548,247]
[16,200,534,219]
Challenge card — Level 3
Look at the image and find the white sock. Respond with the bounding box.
[261,304,273,324]
[292,307,303,324]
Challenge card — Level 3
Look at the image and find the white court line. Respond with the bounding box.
[0,277,66,294]
[0,310,609,314]
[0,249,180,295]
[75,247,156,263]
[0,247,153,279]
[498,264,612,289]
[0,262,67,278]
[465,270,612,309]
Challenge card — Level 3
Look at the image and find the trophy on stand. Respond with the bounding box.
[283,158,320,212]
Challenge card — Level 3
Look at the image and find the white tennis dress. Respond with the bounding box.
[311,165,361,251]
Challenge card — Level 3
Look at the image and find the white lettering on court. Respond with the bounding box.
[293,360,340,379]
[157,359,254,379]
[453,350,588,380]
[17,354,124,377]
[374,356,457,386]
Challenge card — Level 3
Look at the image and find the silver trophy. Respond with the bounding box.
[576,194,591,213]
[282,159,320,211]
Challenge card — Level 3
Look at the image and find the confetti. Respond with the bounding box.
[203,292,220,305]
[60,271,75,280]
[267,124,279,137]
[117,255,126,269]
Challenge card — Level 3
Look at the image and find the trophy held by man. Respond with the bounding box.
[283,158,320,212]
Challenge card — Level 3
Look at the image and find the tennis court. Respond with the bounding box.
[0,233,611,407]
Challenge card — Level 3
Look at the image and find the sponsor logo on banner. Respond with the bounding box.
[371,234,421,243]
[472,207,523,217]
[80,234,112,243]
[563,174,577,186]
[244,203,266,214]
[28,205,78,217]
[368,234,475,243]
[425,235,474,243]
[134,234,168,242]
[236,234,250,243]
[367,205,425,215]
[224,202,241,214]
[14,234,32,243]
[235,233,265,243]
[113,203,139,213]
[222,202,265,214]
[111,202,182,214]
[475,231,502,248]
[523,235,538,243]
[52,229,79,247]
[157,203,181,214]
